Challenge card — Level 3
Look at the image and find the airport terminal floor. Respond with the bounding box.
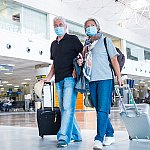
[0,109,150,150]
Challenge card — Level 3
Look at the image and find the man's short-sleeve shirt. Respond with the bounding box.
[50,33,83,83]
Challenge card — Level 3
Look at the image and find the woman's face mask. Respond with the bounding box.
[86,26,97,37]
[54,27,65,36]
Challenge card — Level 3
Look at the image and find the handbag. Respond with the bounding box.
[84,92,94,108]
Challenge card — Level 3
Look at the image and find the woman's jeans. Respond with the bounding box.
[90,79,114,143]
[56,77,82,144]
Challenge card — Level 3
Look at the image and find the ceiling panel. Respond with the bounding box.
[0,56,49,88]
[61,0,150,37]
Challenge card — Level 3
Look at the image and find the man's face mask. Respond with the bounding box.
[54,27,65,36]
[86,26,97,37]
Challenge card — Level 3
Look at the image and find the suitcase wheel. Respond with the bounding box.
[129,136,132,140]
[40,135,44,138]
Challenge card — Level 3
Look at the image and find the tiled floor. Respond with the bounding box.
[0,109,150,150]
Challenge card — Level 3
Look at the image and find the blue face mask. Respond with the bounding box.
[86,26,97,36]
[54,27,65,36]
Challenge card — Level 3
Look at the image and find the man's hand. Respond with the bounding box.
[72,68,76,78]
[41,77,51,83]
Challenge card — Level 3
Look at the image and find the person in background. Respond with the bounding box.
[42,16,83,148]
[78,18,122,150]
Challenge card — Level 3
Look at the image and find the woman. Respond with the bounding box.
[78,18,122,150]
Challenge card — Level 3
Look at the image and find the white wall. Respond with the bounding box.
[0,29,51,63]
[122,59,150,77]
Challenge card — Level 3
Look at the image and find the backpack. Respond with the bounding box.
[104,37,125,75]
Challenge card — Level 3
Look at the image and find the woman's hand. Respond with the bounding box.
[77,53,83,66]
[117,76,123,87]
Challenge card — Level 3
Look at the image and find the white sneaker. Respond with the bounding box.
[103,137,115,146]
[93,140,103,150]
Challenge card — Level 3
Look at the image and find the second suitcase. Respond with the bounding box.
[115,85,150,140]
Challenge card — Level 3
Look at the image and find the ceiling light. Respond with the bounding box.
[2,81,8,84]
[4,72,13,75]
[24,78,31,81]
[14,85,20,88]
[148,80,150,82]
[7,64,15,67]
[0,85,3,87]
[7,84,12,85]
[140,81,145,83]
[21,82,27,84]
[1,64,15,67]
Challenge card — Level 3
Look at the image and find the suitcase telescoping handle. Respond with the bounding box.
[115,84,140,116]
[44,81,55,111]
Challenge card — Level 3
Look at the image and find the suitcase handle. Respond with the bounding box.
[44,82,51,85]
[44,81,54,85]
[49,82,54,111]
[43,81,55,111]
[115,84,140,116]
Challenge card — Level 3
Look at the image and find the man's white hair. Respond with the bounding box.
[53,16,66,25]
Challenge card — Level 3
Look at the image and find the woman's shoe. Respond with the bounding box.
[93,140,103,150]
[103,137,115,146]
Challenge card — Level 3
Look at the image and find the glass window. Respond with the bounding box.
[0,1,48,39]
[144,48,150,60]
[22,7,47,39]
[0,1,21,32]
[126,47,138,61]
[126,42,145,61]
[66,20,86,44]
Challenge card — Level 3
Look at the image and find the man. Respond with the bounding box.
[43,16,83,148]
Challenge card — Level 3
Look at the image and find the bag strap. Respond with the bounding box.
[104,37,111,64]
[104,37,114,79]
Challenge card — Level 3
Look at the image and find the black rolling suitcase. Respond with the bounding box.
[37,82,61,138]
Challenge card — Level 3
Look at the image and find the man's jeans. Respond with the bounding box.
[56,77,82,144]
[89,79,114,142]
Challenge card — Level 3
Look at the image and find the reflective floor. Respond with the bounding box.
[0,109,150,150]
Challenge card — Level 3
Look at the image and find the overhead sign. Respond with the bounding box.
[36,75,46,80]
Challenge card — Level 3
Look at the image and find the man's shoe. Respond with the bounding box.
[103,137,115,146]
[57,140,68,148]
[93,140,103,150]
[70,139,82,143]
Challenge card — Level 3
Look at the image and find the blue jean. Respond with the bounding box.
[56,77,82,144]
[89,79,114,142]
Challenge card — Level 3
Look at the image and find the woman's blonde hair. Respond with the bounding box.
[84,18,100,32]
